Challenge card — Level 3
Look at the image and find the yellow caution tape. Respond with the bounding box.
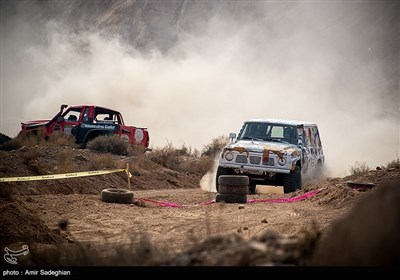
[0,168,127,182]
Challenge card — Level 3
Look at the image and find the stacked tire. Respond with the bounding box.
[216,175,249,204]
[101,188,134,204]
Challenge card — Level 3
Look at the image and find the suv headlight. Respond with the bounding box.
[278,157,287,166]
[225,152,234,161]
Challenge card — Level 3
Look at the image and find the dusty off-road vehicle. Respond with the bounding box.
[216,119,324,193]
[20,104,150,150]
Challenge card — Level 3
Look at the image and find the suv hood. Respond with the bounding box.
[225,140,300,157]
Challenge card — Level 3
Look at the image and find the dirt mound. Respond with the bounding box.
[0,200,67,247]
[303,178,361,208]
[299,168,400,208]
[164,227,320,266]
[0,145,202,196]
[310,180,400,265]
[344,167,400,185]
[0,133,11,145]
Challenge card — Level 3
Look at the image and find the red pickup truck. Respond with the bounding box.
[20,104,150,150]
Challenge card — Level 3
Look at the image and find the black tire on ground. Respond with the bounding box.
[346,181,376,191]
[218,175,249,187]
[215,166,236,192]
[215,194,247,204]
[101,188,134,204]
[219,185,248,195]
[283,165,302,193]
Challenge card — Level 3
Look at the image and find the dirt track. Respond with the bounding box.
[22,187,350,252]
[1,146,399,266]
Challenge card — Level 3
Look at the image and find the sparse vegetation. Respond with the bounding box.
[146,137,229,174]
[0,129,77,151]
[87,135,130,156]
[386,158,400,169]
[349,161,370,175]
[146,141,200,172]
[89,154,118,170]
[201,135,229,157]
[47,132,78,148]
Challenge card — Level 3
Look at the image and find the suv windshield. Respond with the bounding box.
[238,122,298,145]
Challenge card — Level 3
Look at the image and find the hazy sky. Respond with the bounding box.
[1,1,399,177]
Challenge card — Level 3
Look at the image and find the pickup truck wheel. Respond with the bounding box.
[215,166,235,192]
[215,194,247,204]
[283,165,301,193]
[101,188,134,204]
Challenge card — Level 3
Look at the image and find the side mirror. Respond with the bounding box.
[228,133,236,142]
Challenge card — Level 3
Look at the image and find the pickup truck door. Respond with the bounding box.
[50,108,83,135]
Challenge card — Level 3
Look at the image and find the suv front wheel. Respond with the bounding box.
[283,165,301,193]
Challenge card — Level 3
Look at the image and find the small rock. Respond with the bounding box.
[243,227,249,231]
[20,146,27,152]
[238,205,245,210]
[133,199,146,207]
[261,218,268,223]
[58,219,69,231]
[75,154,87,161]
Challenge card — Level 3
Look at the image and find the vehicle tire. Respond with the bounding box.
[249,182,257,194]
[215,194,247,204]
[101,188,134,204]
[346,181,375,191]
[218,175,249,187]
[283,165,301,193]
[215,166,236,192]
[219,185,248,195]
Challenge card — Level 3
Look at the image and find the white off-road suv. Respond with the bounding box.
[216,119,324,193]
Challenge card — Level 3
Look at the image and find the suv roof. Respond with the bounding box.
[245,118,316,126]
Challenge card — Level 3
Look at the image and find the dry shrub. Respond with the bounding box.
[21,148,47,175]
[0,133,11,144]
[349,161,370,175]
[128,144,147,156]
[0,138,23,151]
[89,154,117,170]
[56,149,77,173]
[201,135,229,157]
[87,135,129,156]
[46,132,77,148]
[147,137,227,174]
[147,142,199,172]
[1,128,49,150]
[386,158,400,169]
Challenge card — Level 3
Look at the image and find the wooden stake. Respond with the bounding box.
[127,163,131,191]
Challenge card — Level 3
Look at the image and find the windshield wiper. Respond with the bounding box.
[241,136,265,142]
[265,138,290,144]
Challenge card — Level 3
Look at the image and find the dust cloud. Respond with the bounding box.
[1,1,398,177]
